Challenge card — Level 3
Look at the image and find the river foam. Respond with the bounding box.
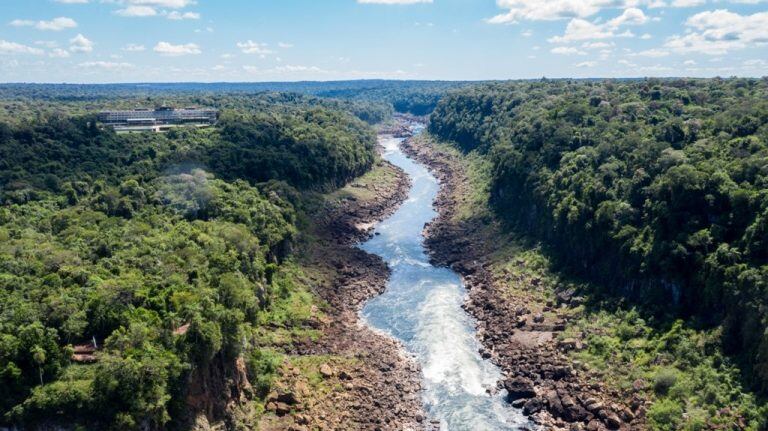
[360,135,531,430]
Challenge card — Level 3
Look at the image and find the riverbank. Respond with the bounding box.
[257,130,427,430]
[401,134,645,431]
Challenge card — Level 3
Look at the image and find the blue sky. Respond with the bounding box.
[0,0,766,83]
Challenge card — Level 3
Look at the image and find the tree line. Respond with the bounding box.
[0,99,377,429]
[429,78,768,389]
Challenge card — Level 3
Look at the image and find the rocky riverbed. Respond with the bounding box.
[258,127,429,431]
[400,135,647,431]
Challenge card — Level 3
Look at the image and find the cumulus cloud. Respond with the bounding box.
[123,43,146,51]
[633,48,670,57]
[0,40,44,55]
[10,17,78,31]
[488,0,661,24]
[78,61,134,70]
[550,46,587,55]
[115,6,158,16]
[49,48,71,58]
[237,40,273,56]
[154,41,201,56]
[167,11,200,20]
[664,9,768,55]
[69,34,93,53]
[548,8,645,43]
[671,0,706,6]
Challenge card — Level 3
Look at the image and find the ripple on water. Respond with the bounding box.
[360,135,533,430]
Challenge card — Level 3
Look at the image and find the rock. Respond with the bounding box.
[523,398,543,415]
[533,313,545,323]
[558,338,583,351]
[602,411,622,429]
[515,316,527,328]
[556,288,575,305]
[544,389,565,418]
[552,366,571,380]
[632,379,646,392]
[620,407,635,422]
[319,364,334,378]
[586,419,603,431]
[570,296,586,306]
[276,391,299,405]
[504,377,536,401]
[511,399,527,408]
[584,398,604,413]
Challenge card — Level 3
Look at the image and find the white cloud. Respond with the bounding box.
[0,40,44,55]
[608,8,648,26]
[78,61,134,70]
[153,41,201,56]
[357,0,432,3]
[54,0,89,3]
[664,9,768,55]
[633,48,670,56]
[69,34,93,53]
[549,19,614,42]
[641,33,652,39]
[582,41,613,49]
[10,17,78,31]
[684,59,696,65]
[49,48,71,58]
[35,40,59,48]
[278,42,294,48]
[10,20,35,27]
[548,8,646,43]
[115,6,157,17]
[550,46,587,55]
[243,64,331,75]
[237,40,273,56]
[488,0,659,24]
[167,11,200,20]
[123,43,146,51]
[671,0,706,6]
[576,61,597,67]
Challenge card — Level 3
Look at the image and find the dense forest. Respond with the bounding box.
[0,80,471,122]
[429,78,768,391]
[0,98,378,429]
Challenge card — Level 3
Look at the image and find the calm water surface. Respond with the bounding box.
[360,133,531,430]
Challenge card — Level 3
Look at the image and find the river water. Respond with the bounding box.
[360,132,531,430]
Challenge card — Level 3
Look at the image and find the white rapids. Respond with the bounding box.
[360,133,532,431]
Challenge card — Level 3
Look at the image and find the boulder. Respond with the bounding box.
[504,377,536,401]
[319,364,334,378]
[523,398,543,415]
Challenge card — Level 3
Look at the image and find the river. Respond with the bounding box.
[360,129,532,430]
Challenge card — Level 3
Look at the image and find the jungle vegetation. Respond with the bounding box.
[0,97,378,429]
[429,77,768,428]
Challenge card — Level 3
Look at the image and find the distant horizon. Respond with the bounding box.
[1,1,766,82]
[2,75,767,86]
